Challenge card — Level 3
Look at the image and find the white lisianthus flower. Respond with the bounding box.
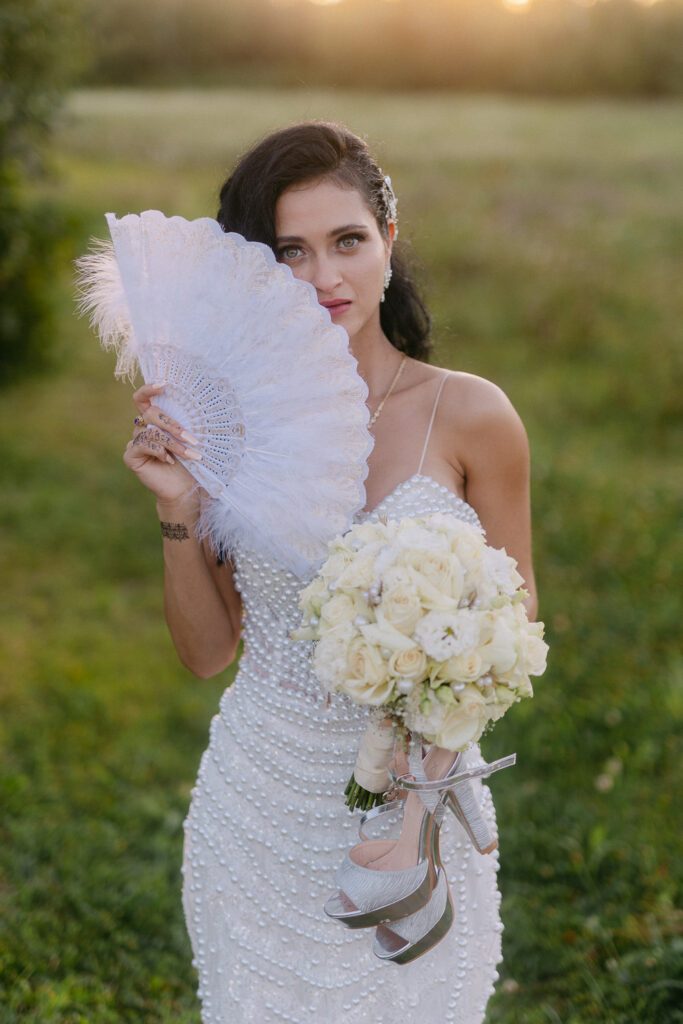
[312,622,354,691]
[402,684,446,742]
[482,545,525,597]
[388,646,428,679]
[414,609,480,661]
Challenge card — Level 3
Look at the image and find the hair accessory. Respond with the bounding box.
[134,415,146,427]
[378,172,399,233]
[76,210,375,574]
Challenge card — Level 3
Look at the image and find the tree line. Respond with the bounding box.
[85,0,683,95]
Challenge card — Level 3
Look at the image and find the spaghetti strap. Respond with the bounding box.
[417,372,450,475]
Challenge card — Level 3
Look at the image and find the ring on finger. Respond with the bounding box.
[134,416,147,427]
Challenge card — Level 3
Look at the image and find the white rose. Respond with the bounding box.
[298,575,329,615]
[396,523,450,554]
[404,549,465,604]
[407,567,458,613]
[380,581,423,635]
[335,551,377,590]
[319,593,357,631]
[388,646,428,679]
[435,685,489,750]
[360,612,416,653]
[321,550,353,582]
[344,638,393,705]
[347,521,389,546]
[346,637,387,683]
[476,612,519,674]
[444,650,484,683]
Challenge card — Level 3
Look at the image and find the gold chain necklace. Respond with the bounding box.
[368,355,407,429]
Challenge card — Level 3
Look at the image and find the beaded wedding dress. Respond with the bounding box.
[182,472,504,1024]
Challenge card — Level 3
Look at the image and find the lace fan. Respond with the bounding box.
[77,210,373,575]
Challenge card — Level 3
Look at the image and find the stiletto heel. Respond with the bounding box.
[391,752,516,856]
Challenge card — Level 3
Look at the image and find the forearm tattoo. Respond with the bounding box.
[160,521,190,541]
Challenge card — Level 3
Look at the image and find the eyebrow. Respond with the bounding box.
[275,223,369,245]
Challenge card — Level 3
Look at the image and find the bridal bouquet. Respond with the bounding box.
[295,513,548,809]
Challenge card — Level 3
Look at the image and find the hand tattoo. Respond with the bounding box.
[160,521,190,541]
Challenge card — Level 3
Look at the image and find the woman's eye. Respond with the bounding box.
[279,246,302,261]
[338,234,362,250]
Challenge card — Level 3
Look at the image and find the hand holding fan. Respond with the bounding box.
[76,211,373,575]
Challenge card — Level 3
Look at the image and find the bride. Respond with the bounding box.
[124,122,537,1023]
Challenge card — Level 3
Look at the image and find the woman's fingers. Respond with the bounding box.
[132,382,200,446]
[128,428,176,465]
[131,425,202,462]
[132,381,165,411]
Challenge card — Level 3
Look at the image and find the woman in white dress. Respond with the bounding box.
[124,123,537,1023]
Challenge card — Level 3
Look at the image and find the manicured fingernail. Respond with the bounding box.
[150,382,165,391]
[181,430,200,445]
[184,449,202,461]
[166,454,175,465]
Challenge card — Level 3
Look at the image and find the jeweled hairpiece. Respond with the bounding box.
[378,170,398,237]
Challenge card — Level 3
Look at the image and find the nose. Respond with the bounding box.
[311,254,343,295]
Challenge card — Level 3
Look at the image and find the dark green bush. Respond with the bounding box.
[0,0,86,385]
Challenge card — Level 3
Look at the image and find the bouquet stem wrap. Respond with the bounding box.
[353,712,396,793]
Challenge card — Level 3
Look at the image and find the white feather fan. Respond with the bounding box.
[76,210,373,575]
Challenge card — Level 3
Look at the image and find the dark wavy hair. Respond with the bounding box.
[217,122,432,361]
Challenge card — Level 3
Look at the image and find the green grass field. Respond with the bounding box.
[1,89,681,1023]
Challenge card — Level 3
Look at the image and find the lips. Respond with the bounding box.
[321,299,352,316]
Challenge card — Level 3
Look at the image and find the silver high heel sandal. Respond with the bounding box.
[372,812,453,965]
[325,745,511,930]
[323,744,455,929]
[371,749,516,965]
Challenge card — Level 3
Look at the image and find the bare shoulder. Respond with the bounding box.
[435,370,528,466]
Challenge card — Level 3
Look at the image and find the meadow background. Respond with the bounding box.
[1,2,682,1022]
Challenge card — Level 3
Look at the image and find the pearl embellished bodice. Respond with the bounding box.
[182,475,503,1023]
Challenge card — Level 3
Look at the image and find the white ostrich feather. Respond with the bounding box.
[76,210,374,575]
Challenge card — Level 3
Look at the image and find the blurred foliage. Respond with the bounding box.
[1,88,682,1020]
[81,0,683,95]
[0,0,86,385]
